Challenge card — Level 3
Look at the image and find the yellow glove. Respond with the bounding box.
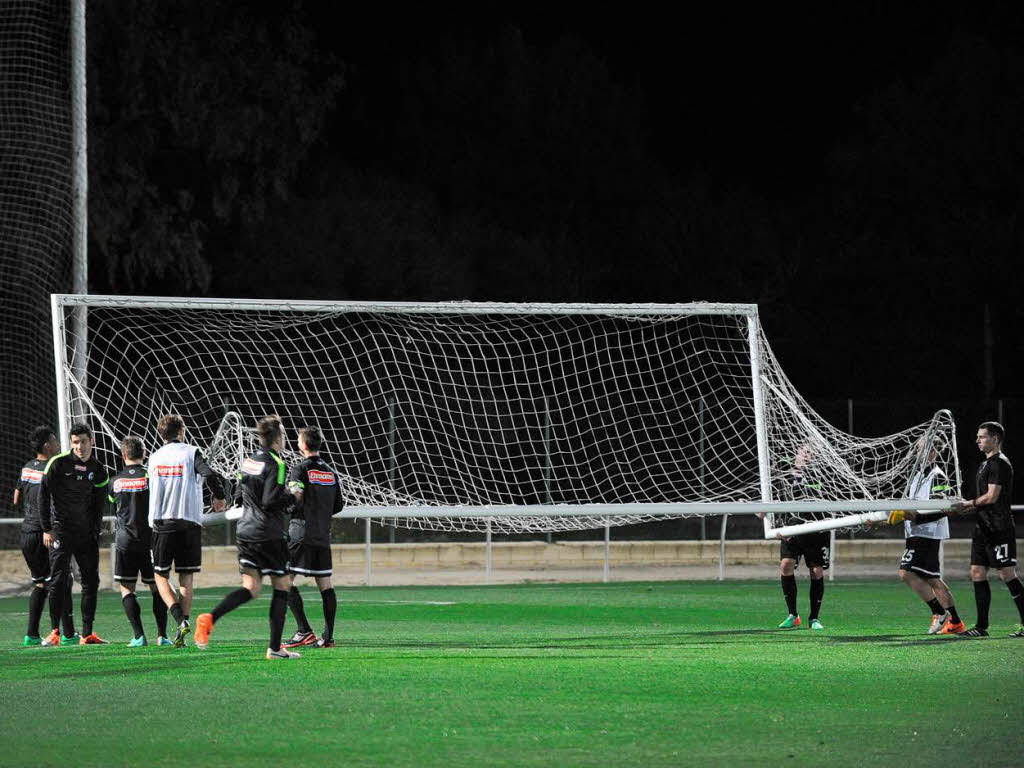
[887,510,907,526]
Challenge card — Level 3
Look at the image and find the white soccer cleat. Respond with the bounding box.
[928,611,950,635]
[266,647,301,660]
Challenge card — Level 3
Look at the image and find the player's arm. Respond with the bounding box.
[194,449,225,511]
[261,459,291,512]
[39,458,56,545]
[332,475,345,517]
[287,465,305,510]
[92,467,110,538]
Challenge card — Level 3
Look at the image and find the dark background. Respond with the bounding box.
[54,2,1024,539]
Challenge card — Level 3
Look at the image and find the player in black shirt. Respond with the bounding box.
[195,416,299,658]
[12,426,74,645]
[282,426,344,649]
[39,422,111,645]
[109,436,170,647]
[771,444,830,630]
[946,422,1023,637]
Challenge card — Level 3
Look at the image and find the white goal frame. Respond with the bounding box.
[50,294,955,538]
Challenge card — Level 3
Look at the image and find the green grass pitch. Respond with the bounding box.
[1,580,1022,767]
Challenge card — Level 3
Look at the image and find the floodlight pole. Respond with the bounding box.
[70,0,88,421]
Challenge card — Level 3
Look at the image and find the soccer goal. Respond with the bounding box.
[50,295,960,538]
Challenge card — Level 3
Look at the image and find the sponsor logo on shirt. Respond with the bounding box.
[20,468,44,484]
[75,464,88,472]
[242,458,265,476]
[114,477,148,493]
[156,464,184,477]
[307,469,335,486]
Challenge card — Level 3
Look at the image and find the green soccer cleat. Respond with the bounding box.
[1009,626,1024,638]
[810,619,824,631]
[156,636,174,646]
[22,635,42,646]
[777,614,802,629]
[127,635,148,648]
[59,633,80,646]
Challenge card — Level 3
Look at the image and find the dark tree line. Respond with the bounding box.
[85,3,1024,407]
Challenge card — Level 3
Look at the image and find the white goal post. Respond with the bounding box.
[51,294,961,538]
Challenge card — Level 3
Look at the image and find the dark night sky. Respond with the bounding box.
[85,1,1024,427]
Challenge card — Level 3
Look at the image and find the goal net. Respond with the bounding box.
[0,2,74,523]
[51,296,961,537]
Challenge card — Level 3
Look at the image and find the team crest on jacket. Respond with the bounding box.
[307,469,335,485]
[242,458,265,475]
[21,468,43,484]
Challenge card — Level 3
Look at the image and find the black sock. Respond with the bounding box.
[809,578,824,621]
[211,587,253,623]
[27,586,47,637]
[152,593,168,637]
[1005,578,1024,624]
[926,597,944,616]
[948,604,961,624]
[321,588,337,640]
[288,587,312,634]
[269,589,288,652]
[61,581,75,636]
[973,580,991,629]
[81,590,96,637]
[781,574,798,616]
[169,602,185,625]
[122,593,145,639]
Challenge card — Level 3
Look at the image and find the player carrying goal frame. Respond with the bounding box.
[50,295,961,540]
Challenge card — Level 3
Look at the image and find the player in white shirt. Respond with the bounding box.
[148,414,226,646]
[890,440,964,634]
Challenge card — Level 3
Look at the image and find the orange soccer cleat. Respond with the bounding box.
[41,628,61,647]
[194,613,214,649]
[939,619,966,635]
[79,632,109,645]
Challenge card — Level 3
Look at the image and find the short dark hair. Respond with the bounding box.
[298,426,322,452]
[257,415,282,448]
[30,426,56,454]
[120,435,145,461]
[157,414,185,441]
[69,422,92,439]
[980,421,1005,443]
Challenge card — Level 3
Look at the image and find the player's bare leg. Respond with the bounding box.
[154,571,190,646]
[178,572,194,622]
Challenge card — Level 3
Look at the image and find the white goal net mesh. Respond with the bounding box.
[54,299,961,534]
[0,2,72,517]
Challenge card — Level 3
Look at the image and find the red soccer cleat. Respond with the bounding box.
[283,630,317,649]
[194,613,214,649]
[79,632,109,645]
[939,620,966,635]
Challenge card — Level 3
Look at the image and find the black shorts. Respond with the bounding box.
[288,540,333,577]
[114,547,156,585]
[970,528,1018,569]
[899,536,942,578]
[237,538,288,576]
[151,524,202,574]
[20,531,50,584]
[780,531,831,570]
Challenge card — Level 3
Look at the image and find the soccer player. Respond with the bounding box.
[282,426,344,649]
[769,443,829,630]
[890,439,965,634]
[39,422,110,645]
[148,414,226,647]
[195,416,299,659]
[945,422,1022,637]
[109,436,171,647]
[13,426,75,646]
